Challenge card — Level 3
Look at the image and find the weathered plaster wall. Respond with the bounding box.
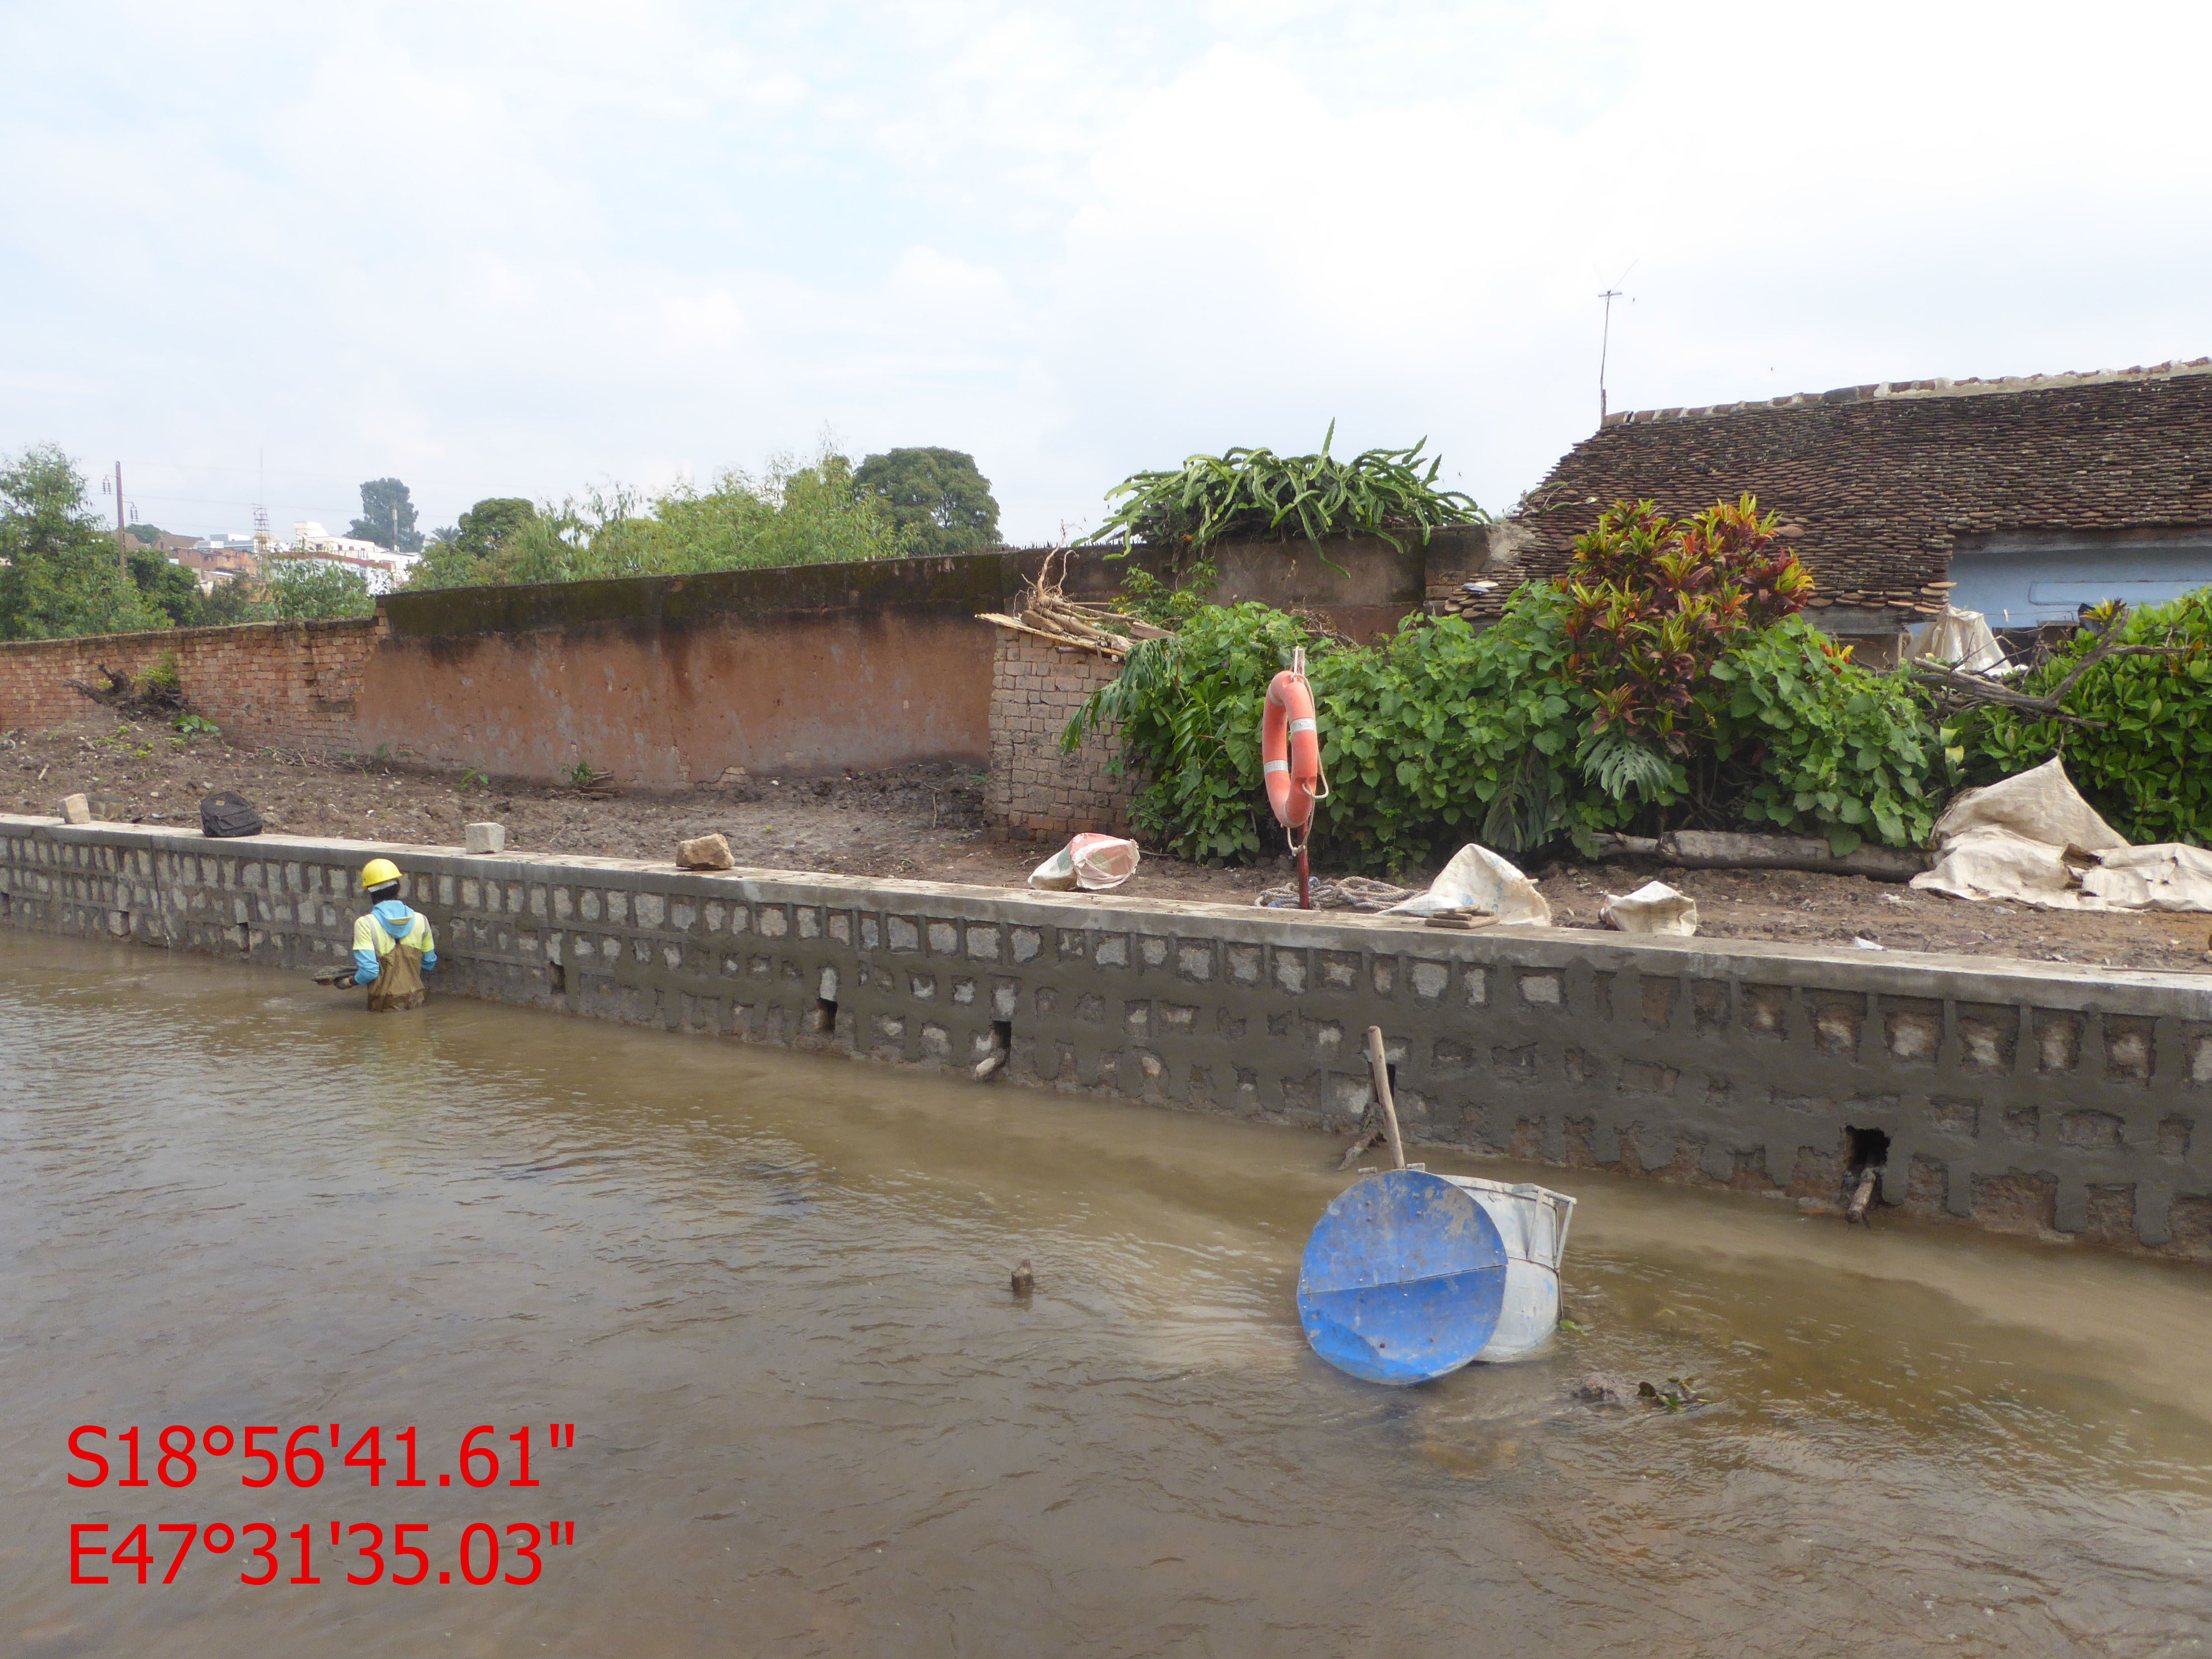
[0,538,1467,797]
[5,813,2206,1262]
[365,556,1012,787]
[0,617,381,752]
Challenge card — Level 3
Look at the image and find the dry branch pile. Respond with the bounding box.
[976,549,1170,660]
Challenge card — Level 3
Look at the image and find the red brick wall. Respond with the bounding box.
[0,616,382,753]
[985,629,1139,838]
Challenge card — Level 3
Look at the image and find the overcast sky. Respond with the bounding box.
[7,1,2209,544]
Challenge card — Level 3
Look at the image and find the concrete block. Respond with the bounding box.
[465,822,506,855]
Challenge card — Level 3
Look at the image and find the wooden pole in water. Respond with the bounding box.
[1364,1025,1405,1171]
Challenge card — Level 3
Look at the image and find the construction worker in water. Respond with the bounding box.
[351,858,437,1011]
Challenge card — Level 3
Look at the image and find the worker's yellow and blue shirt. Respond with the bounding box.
[352,900,437,984]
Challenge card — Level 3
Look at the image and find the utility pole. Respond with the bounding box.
[115,462,127,574]
[1597,289,1623,426]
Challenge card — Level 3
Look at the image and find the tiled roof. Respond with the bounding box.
[1441,358,2212,623]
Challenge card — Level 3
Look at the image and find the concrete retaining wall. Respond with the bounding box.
[3,811,2205,1262]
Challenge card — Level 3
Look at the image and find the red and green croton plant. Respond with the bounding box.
[1561,494,1818,757]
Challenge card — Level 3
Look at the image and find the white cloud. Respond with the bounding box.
[4,1,2209,540]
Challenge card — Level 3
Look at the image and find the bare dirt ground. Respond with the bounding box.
[8,712,2209,973]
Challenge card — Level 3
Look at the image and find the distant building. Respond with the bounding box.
[173,537,262,592]
[289,521,419,595]
[1496,359,2212,661]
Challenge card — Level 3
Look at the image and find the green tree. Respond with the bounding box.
[124,520,167,546]
[196,578,275,626]
[706,451,915,567]
[0,444,164,640]
[128,546,205,628]
[409,497,537,588]
[348,477,423,551]
[406,449,914,590]
[265,558,376,620]
[852,447,1000,555]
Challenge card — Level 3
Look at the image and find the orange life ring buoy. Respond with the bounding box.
[1261,670,1322,830]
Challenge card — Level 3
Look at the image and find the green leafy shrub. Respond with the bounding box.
[1562,496,1813,796]
[140,650,182,692]
[266,558,376,621]
[1710,620,1939,851]
[406,450,914,591]
[1949,592,2212,844]
[1110,557,1218,630]
[1067,591,1619,868]
[1298,590,1609,867]
[1067,505,1942,868]
[1093,423,1485,557]
[1066,605,1317,861]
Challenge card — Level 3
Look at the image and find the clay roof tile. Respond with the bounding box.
[1500,362,2212,615]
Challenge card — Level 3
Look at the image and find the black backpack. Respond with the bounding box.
[200,791,264,838]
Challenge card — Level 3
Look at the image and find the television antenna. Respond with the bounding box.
[1597,263,1637,425]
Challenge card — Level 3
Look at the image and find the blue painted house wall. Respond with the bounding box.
[1948,530,2212,626]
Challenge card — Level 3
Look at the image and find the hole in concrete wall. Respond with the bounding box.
[1842,1125,1891,1213]
[548,961,567,996]
[1846,1125,1891,1173]
[233,922,248,951]
[815,996,839,1034]
[991,1018,1013,1054]
[114,910,132,937]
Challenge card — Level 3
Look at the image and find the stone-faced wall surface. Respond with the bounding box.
[0,617,381,752]
[984,629,1139,839]
[4,812,2206,1262]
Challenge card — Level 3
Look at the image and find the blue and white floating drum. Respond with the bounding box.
[1297,1169,1577,1385]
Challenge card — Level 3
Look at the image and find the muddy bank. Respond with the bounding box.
[7,714,2209,970]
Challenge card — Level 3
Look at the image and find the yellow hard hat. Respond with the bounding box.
[361,858,402,890]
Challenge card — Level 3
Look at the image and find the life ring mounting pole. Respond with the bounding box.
[1263,647,1322,909]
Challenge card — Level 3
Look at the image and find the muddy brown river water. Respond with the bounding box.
[4,929,2209,1657]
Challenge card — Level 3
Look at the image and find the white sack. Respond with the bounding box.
[1600,880,1699,936]
[1912,825,2106,909]
[1906,755,2212,913]
[1383,843,1552,926]
[1028,833,1142,892]
[2082,842,2212,913]
[1909,606,2012,677]
[1924,755,2128,853]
